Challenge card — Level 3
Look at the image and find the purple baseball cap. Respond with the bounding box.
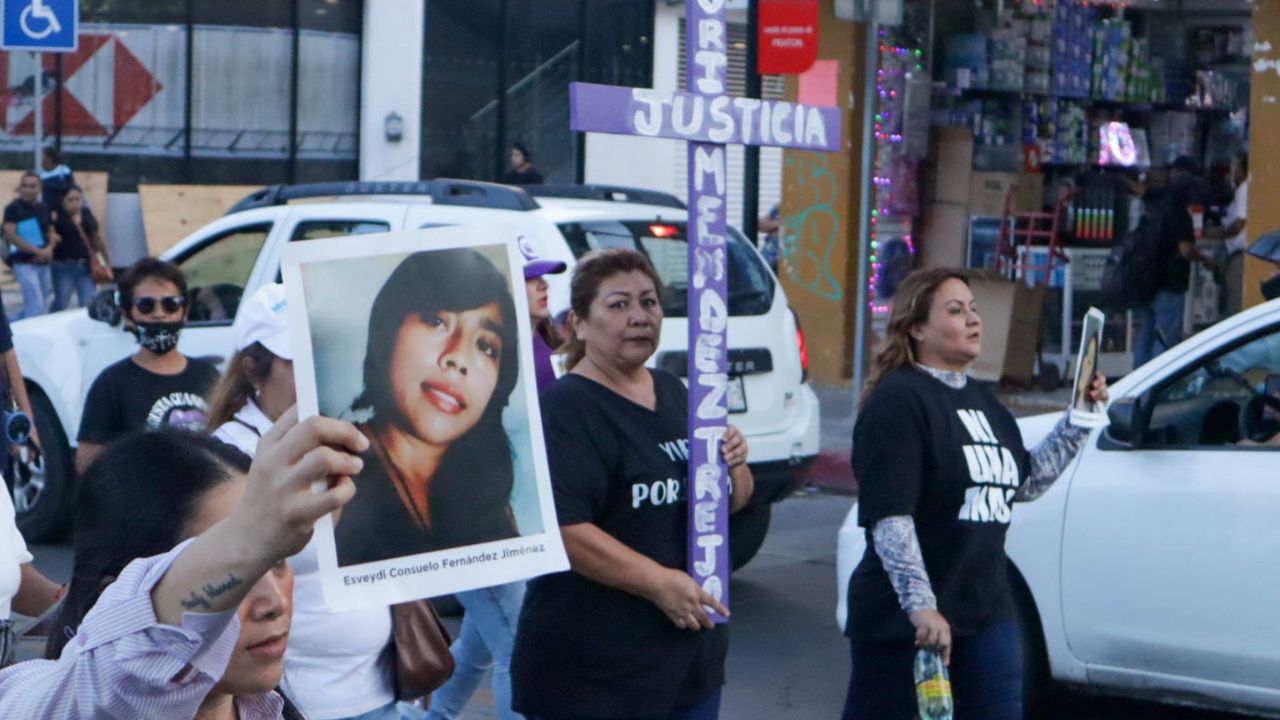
[518,234,567,279]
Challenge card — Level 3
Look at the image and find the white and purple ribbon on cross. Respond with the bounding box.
[569,0,842,622]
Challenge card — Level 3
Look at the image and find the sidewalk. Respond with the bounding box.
[802,379,1073,495]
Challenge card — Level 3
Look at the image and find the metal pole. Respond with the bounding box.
[32,53,42,171]
[54,54,63,153]
[574,0,588,184]
[743,0,761,240]
[851,0,878,398]
[495,0,509,181]
[183,0,194,183]
[288,0,301,184]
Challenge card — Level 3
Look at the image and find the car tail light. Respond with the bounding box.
[648,223,679,238]
[792,308,809,383]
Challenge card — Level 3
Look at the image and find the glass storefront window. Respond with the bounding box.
[0,0,361,190]
[422,0,654,184]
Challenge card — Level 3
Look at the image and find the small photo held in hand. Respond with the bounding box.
[1070,307,1108,428]
[281,225,568,612]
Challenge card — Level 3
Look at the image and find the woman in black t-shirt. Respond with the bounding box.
[842,269,1108,720]
[511,249,753,720]
[50,186,111,312]
[335,248,522,566]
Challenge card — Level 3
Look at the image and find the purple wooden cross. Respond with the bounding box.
[569,0,841,622]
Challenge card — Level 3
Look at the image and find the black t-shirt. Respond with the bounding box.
[511,371,727,718]
[846,367,1030,643]
[501,166,544,185]
[50,207,99,263]
[1156,202,1194,293]
[77,357,220,444]
[3,199,50,265]
[334,426,518,566]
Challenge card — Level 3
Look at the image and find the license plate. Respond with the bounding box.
[728,375,747,414]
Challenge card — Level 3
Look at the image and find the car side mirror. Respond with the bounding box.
[1104,398,1144,446]
[86,289,122,327]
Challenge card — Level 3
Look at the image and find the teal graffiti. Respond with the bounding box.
[780,154,843,302]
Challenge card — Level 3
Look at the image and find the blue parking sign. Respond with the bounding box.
[2,0,77,52]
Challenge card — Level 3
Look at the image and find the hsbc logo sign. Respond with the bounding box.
[0,31,161,136]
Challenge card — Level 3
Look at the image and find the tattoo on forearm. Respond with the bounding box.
[178,574,244,612]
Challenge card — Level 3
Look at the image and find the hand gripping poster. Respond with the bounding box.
[281,225,568,611]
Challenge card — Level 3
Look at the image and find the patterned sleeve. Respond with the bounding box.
[871,516,937,613]
[0,540,240,719]
[1015,413,1090,502]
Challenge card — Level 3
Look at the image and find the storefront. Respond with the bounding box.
[868,0,1254,380]
[0,0,363,190]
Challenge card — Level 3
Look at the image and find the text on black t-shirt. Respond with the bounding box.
[846,366,1030,642]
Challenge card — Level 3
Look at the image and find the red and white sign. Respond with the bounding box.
[758,0,818,75]
[0,33,162,136]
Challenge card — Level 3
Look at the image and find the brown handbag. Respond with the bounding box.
[63,211,113,284]
[390,599,455,701]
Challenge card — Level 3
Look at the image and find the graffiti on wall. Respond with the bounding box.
[780,153,844,302]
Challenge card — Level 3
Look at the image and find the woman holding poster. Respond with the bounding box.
[842,269,1107,720]
[511,249,754,720]
[336,248,522,567]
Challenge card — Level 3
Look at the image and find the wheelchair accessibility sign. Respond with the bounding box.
[2,0,77,52]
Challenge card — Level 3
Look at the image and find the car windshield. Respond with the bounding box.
[555,220,775,317]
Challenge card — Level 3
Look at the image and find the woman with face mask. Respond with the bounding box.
[76,258,220,473]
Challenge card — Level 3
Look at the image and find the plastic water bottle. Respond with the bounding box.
[914,648,954,720]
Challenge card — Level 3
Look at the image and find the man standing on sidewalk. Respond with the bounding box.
[2,173,58,320]
[1133,157,1216,368]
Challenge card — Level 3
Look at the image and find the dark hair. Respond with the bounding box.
[534,317,561,350]
[43,431,308,719]
[118,257,188,310]
[861,268,972,405]
[353,248,520,534]
[44,147,61,165]
[562,248,663,370]
[19,170,39,184]
[206,342,278,430]
[511,142,531,161]
[46,430,252,660]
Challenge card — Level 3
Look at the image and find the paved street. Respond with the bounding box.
[25,489,1262,719]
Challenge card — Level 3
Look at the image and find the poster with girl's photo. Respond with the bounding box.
[1070,307,1109,428]
[281,225,568,611]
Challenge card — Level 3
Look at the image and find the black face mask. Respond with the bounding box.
[130,320,184,354]
[1263,275,1280,302]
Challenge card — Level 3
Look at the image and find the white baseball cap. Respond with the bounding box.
[234,283,292,360]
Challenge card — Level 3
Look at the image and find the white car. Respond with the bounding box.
[836,298,1280,717]
[8,180,819,568]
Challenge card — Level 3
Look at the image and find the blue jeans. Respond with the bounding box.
[425,582,526,720]
[1133,289,1186,369]
[525,689,722,720]
[51,260,96,312]
[842,620,1023,720]
[12,262,51,319]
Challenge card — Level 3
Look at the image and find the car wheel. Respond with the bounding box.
[8,390,74,542]
[730,502,771,571]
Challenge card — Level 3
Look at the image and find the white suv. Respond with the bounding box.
[8,180,819,567]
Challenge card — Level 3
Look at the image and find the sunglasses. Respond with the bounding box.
[130,295,186,315]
